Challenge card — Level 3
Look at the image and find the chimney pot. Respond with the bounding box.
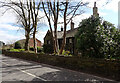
[61,26,63,31]
[71,20,74,30]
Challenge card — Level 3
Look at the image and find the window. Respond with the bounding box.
[48,41,50,44]
[47,40,50,44]
[69,39,72,43]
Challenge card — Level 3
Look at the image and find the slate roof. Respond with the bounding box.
[66,28,78,38]
[57,28,78,39]
[46,28,78,39]
[48,30,64,39]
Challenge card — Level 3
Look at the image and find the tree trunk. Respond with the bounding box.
[59,25,67,54]
[33,31,37,53]
[52,35,56,53]
[48,19,56,53]
[25,33,30,51]
[59,1,68,54]
[54,22,58,54]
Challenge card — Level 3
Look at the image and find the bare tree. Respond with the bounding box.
[0,0,33,51]
[30,0,41,53]
[42,0,59,54]
[49,0,59,53]
[59,0,68,54]
[59,0,88,54]
[42,0,88,54]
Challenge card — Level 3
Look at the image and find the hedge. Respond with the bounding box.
[2,50,120,81]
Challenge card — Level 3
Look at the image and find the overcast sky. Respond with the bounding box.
[0,0,119,44]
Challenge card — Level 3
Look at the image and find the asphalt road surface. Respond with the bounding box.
[0,55,119,83]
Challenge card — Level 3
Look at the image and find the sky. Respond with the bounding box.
[0,0,119,44]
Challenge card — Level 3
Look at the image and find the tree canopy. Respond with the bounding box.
[75,16,120,59]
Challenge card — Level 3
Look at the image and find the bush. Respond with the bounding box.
[62,50,72,56]
[29,47,43,53]
[29,47,34,51]
[14,42,21,49]
[10,49,25,52]
[37,47,43,52]
[19,49,25,52]
[43,44,54,54]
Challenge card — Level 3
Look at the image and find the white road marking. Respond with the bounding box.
[17,68,47,81]
[2,62,48,81]
[2,62,9,66]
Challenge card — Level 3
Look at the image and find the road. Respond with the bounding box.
[0,55,118,82]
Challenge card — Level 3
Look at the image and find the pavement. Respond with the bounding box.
[0,54,119,83]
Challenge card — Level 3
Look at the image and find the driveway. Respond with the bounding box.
[1,55,118,83]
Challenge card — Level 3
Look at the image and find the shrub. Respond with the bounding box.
[14,42,21,49]
[10,49,25,52]
[29,47,34,51]
[62,50,72,56]
[37,47,43,52]
[43,44,54,54]
[19,49,25,52]
[29,47,43,53]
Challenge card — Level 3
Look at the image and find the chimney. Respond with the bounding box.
[61,26,63,31]
[71,20,74,30]
[94,2,96,7]
[93,2,99,17]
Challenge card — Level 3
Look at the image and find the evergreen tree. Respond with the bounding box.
[75,16,119,58]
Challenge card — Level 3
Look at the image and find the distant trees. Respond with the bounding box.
[75,16,120,59]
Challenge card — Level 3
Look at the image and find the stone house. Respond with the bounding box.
[44,21,78,54]
[44,2,99,54]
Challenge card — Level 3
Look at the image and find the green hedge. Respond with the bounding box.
[29,47,42,52]
[43,44,54,54]
[2,50,120,81]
